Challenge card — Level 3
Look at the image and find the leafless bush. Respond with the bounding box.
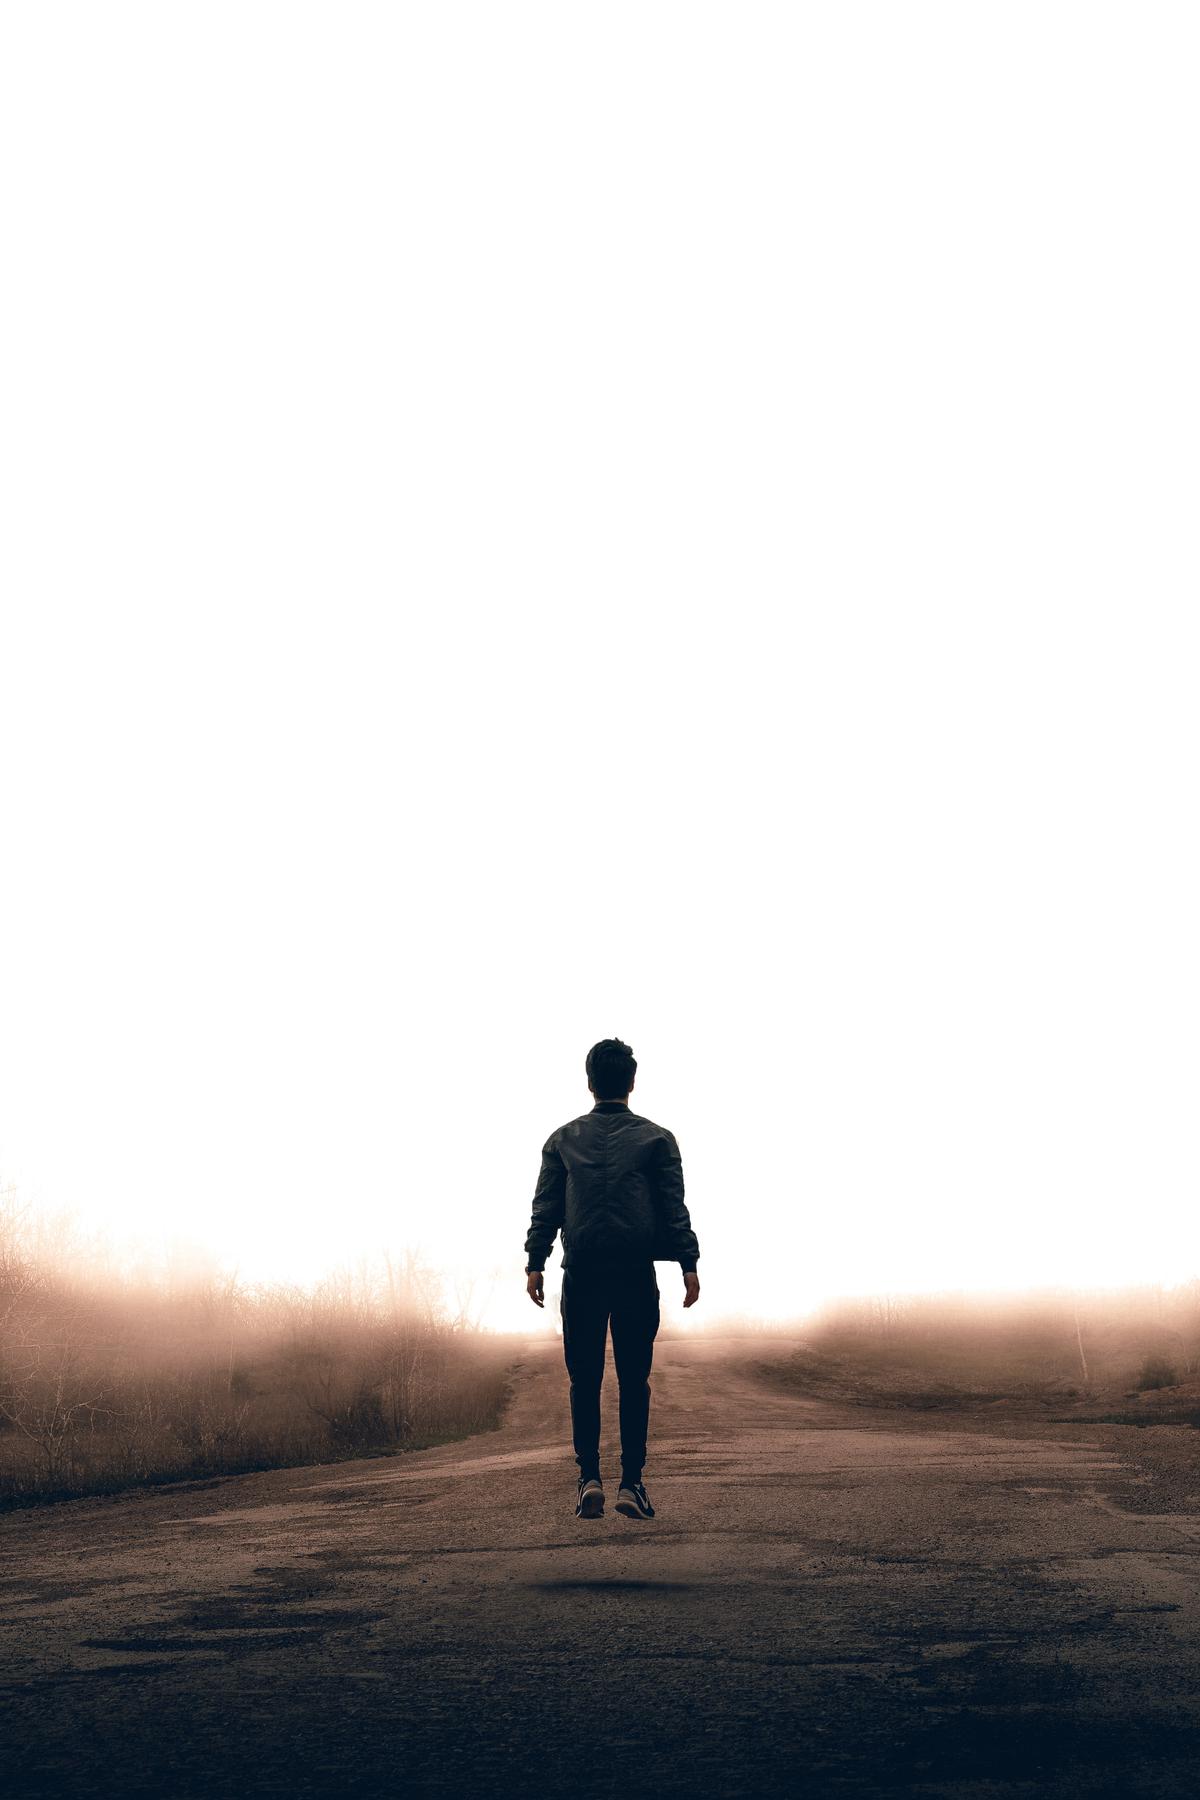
[0,1325,108,1481]
[1133,1356,1179,1392]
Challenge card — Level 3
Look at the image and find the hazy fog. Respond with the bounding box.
[2,8,1197,1329]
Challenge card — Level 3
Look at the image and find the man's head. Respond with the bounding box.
[586,1037,636,1101]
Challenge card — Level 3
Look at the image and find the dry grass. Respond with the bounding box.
[0,1194,518,1509]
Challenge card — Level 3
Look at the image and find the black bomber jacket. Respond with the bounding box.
[524,1099,700,1274]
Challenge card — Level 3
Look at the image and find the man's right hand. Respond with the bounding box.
[683,1271,700,1308]
[526,1271,545,1308]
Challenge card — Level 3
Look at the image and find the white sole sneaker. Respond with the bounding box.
[615,1485,655,1520]
[576,1482,604,1519]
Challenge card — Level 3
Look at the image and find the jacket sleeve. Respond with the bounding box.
[652,1130,699,1273]
[523,1132,566,1271]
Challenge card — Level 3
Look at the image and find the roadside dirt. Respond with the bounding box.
[2,1335,1198,1798]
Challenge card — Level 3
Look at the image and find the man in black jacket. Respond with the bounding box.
[524,1038,700,1522]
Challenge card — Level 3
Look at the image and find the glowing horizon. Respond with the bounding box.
[5,1188,1196,1341]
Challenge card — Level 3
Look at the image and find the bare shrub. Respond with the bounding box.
[1134,1356,1178,1392]
[0,1326,108,1481]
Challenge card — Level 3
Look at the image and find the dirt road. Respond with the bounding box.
[2,1336,1198,1798]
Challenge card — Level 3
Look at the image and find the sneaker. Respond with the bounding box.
[615,1479,655,1520]
[575,1477,604,1519]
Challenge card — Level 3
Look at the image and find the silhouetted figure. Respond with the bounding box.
[524,1038,700,1520]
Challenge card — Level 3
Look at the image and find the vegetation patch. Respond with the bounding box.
[1051,1407,1200,1430]
[752,1286,1200,1418]
[0,1194,519,1509]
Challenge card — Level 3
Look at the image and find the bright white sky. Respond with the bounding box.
[1,5,1197,1333]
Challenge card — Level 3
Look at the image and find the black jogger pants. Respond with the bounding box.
[559,1259,661,1483]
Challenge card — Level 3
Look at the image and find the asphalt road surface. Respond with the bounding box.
[2,1335,1198,1799]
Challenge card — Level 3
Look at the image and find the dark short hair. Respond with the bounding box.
[585,1038,636,1100]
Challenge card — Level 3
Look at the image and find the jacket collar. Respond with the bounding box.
[591,1100,629,1113]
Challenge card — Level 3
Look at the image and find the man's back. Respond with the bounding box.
[524,1098,699,1273]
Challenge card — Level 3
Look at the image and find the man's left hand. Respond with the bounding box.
[526,1272,545,1308]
